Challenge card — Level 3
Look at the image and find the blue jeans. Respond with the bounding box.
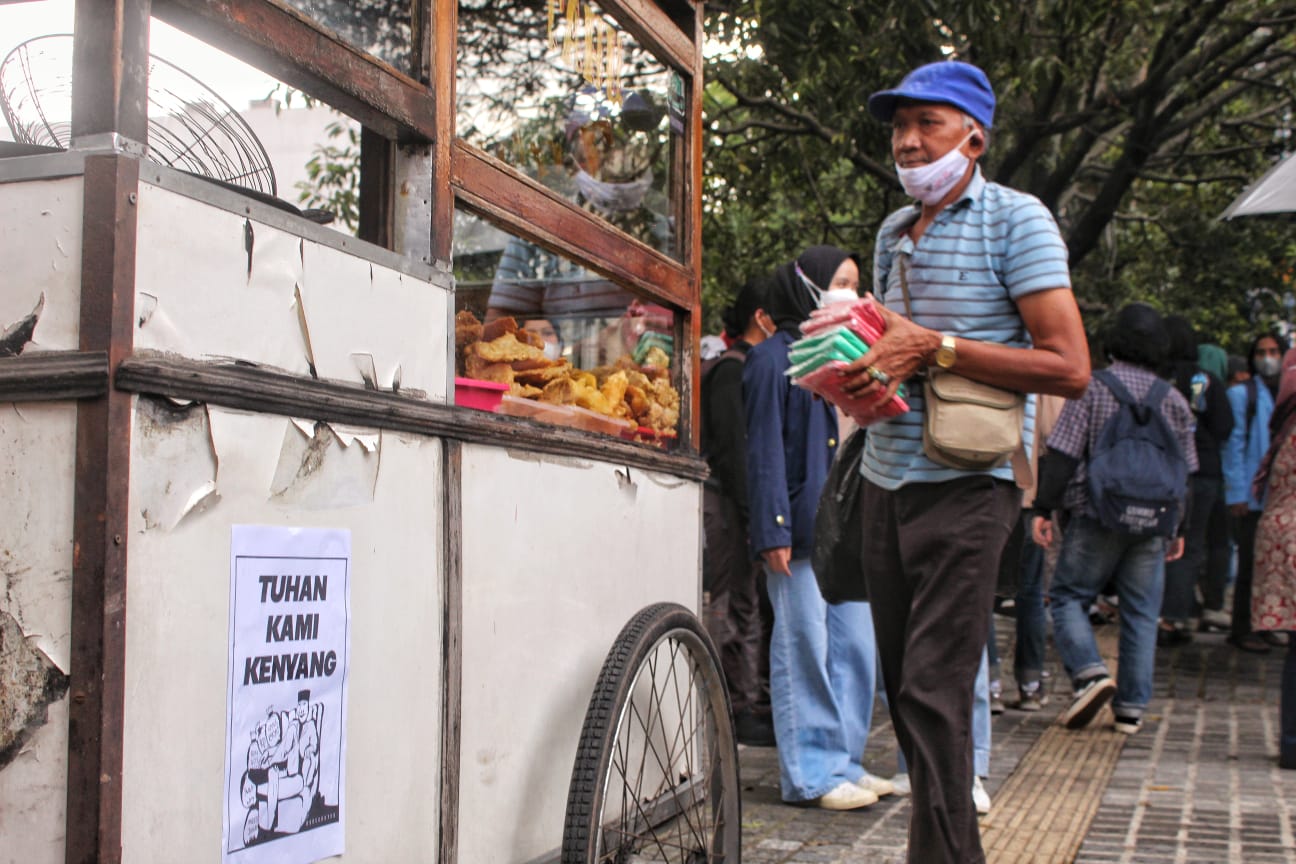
[765,557,878,801]
[1048,516,1166,718]
[1014,513,1048,688]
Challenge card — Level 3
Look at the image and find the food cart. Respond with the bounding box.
[0,1,737,862]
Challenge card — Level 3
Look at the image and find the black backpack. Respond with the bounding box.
[1085,369,1189,537]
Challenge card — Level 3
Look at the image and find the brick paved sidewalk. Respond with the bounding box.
[737,620,1296,863]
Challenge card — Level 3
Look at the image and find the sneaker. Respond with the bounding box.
[889,772,911,796]
[1199,608,1231,631]
[1015,684,1045,712]
[1060,674,1116,729]
[972,776,992,815]
[989,680,1005,715]
[855,771,896,798]
[816,781,878,811]
[1113,712,1142,735]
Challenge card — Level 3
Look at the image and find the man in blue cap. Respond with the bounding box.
[838,61,1090,862]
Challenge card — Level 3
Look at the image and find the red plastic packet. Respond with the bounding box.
[794,360,908,427]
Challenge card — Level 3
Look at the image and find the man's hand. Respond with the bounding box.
[1165,536,1185,562]
[762,547,793,577]
[1031,515,1055,548]
[838,304,940,404]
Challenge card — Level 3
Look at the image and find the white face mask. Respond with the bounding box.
[895,132,974,206]
[542,340,563,361]
[819,288,860,306]
[1257,355,1282,378]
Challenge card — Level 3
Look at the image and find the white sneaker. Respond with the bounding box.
[972,775,991,815]
[856,771,896,798]
[890,772,911,796]
[817,780,878,811]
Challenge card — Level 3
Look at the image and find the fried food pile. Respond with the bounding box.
[454,311,679,436]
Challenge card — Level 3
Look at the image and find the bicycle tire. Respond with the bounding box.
[562,602,741,863]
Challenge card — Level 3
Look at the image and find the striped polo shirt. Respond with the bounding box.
[860,167,1073,490]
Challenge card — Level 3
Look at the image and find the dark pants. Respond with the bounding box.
[1162,475,1221,621]
[1230,510,1262,638]
[702,486,764,714]
[1014,511,1048,687]
[1201,480,1231,613]
[861,475,1019,864]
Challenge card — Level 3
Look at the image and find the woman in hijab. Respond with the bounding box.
[743,245,891,810]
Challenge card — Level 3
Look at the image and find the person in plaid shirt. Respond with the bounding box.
[1031,303,1198,736]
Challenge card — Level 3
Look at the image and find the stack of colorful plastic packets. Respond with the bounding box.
[786,296,909,426]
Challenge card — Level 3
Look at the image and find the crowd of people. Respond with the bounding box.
[699,58,1296,864]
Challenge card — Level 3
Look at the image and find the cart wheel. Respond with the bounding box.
[562,602,741,863]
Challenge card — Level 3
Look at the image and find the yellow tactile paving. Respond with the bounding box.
[982,630,1126,863]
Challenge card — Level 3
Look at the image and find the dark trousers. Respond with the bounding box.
[702,486,764,714]
[1284,637,1296,767]
[861,475,1019,864]
[1201,481,1231,613]
[1230,510,1262,638]
[1162,475,1221,621]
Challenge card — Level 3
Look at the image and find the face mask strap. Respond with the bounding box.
[795,262,826,307]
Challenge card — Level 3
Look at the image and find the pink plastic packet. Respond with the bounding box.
[801,297,887,346]
[794,360,908,427]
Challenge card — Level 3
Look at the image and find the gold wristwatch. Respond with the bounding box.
[935,334,957,369]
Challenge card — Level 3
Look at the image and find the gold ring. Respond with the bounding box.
[866,366,891,386]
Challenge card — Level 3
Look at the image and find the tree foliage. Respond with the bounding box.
[703,0,1296,349]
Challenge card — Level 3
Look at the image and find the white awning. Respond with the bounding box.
[1221,151,1296,219]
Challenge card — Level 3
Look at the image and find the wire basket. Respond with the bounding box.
[1,34,276,196]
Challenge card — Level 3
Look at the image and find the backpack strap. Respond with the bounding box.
[1094,368,1134,405]
[1094,368,1168,411]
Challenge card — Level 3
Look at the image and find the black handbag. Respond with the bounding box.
[812,427,869,603]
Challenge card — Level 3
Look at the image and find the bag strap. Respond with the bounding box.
[1096,368,1169,411]
[898,256,915,320]
[901,258,1033,489]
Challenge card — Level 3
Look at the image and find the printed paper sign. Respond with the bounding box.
[223,525,351,864]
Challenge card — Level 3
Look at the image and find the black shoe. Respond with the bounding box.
[1157,626,1191,647]
[735,709,777,747]
[1061,675,1115,729]
[1113,712,1142,735]
[1228,633,1272,654]
[1262,631,1289,647]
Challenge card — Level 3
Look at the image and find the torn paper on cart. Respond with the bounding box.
[223,525,351,864]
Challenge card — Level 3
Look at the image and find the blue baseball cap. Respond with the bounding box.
[868,61,996,129]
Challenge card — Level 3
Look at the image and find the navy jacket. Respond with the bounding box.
[742,331,839,560]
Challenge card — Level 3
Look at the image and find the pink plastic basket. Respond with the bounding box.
[455,377,509,412]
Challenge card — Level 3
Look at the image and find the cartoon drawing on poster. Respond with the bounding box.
[224,525,350,864]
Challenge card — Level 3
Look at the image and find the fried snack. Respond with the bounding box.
[514,360,572,387]
[624,383,651,420]
[511,355,559,372]
[455,310,483,349]
[471,332,546,364]
[514,327,544,350]
[509,382,543,399]
[600,370,629,408]
[642,345,671,370]
[572,370,598,390]
[539,377,580,405]
[481,316,518,342]
[463,351,515,385]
